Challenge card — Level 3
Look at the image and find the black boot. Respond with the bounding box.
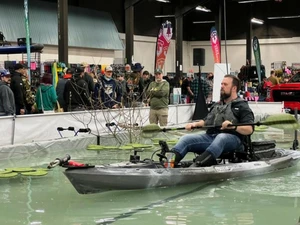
[190,151,217,167]
[173,151,183,166]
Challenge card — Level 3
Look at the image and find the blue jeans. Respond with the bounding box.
[172,133,242,159]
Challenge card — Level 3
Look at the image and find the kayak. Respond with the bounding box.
[49,139,300,195]
[0,44,44,54]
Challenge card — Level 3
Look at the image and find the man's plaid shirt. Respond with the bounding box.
[190,77,211,100]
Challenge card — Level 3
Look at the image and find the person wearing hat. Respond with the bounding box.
[146,69,170,126]
[94,66,122,109]
[127,62,145,106]
[131,62,144,84]
[0,69,15,116]
[132,63,144,73]
[63,68,74,79]
[63,67,91,111]
[15,63,35,112]
[10,63,30,115]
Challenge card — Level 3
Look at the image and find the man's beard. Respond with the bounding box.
[220,91,230,100]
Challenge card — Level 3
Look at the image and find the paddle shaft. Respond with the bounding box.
[202,122,258,129]
[229,119,297,127]
[161,120,292,132]
[146,114,298,132]
[196,120,296,129]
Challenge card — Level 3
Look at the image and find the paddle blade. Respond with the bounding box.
[254,125,268,132]
[141,132,158,138]
[141,124,161,133]
[262,114,300,130]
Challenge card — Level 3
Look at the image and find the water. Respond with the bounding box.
[1,128,300,225]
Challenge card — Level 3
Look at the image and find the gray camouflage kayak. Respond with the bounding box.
[48,140,300,194]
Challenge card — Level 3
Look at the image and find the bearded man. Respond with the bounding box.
[170,74,254,167]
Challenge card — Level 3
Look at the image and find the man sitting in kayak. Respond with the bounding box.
[171,74,254,167]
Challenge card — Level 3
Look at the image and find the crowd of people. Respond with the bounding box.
[0,62,215,127]
[0,63,35,116]
[257,69,296,100]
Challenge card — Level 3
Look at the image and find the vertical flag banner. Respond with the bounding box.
[24,0,31,82]
[253,36,262,83]
[210,27,221,63]
[155,21,173,70]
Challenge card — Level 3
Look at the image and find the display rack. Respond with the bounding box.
[22,52,41,88]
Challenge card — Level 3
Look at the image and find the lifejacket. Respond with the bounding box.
[205,98,246,134]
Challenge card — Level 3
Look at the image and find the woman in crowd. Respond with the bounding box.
[35,73,58,113]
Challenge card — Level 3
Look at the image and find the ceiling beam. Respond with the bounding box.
[124,0,144,10]
[174,0,216,17]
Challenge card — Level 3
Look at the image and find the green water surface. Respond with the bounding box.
[0,128,299,225]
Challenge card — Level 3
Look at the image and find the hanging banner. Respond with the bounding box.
[24,0,31,82]
[253,36,262,83]
[155,20,173,70]
[210,27,221,63]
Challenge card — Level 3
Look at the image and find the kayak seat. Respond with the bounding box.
[218,135,252,163]
[218,146,247,163]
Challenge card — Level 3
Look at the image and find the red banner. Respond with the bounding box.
[155,21,173,70]
[210,27,221,63]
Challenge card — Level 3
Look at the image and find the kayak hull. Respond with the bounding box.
[0,44,44,54]
[64,149,300,194]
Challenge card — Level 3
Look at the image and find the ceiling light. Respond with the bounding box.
[238,0,270,3]
[195,6,211,12]
[251,18,264,24]
[268,15,300,20]
[154,15,175,18]
[193,21,215,24]
[156,0,170,3]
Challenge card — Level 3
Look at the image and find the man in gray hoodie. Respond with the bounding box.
[0,69,15,116]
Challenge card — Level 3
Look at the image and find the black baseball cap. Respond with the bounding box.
[14,63,28,70]
[74,67,84,74]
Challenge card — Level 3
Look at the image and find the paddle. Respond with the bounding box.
[142,114,299,133]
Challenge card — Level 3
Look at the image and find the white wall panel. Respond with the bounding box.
[133,39,156,72]
[0,103,284,147]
